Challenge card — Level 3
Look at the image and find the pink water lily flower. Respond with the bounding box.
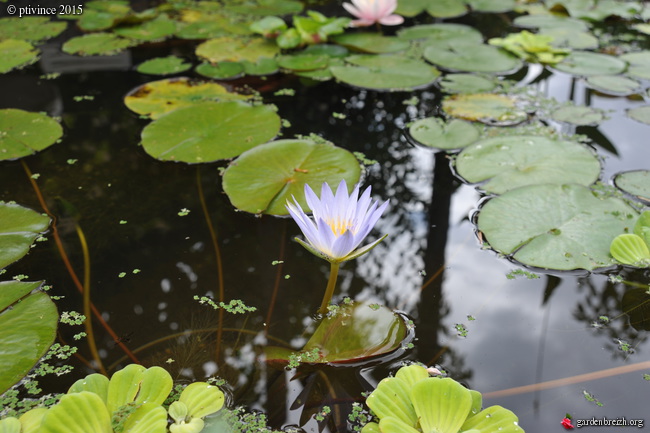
[342,0,404,27]
[286,180,388,264]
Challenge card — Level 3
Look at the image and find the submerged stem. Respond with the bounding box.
[319,262,340,315]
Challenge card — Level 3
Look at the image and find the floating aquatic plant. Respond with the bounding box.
[286,180,388,314]
[488,30,570,65]
[361,364,524,433]
[610,211,650,268]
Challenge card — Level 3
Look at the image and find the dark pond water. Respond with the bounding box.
[2,8,650,433]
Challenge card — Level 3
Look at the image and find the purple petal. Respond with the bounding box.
[330,229,357,260]
[304,183,325,217]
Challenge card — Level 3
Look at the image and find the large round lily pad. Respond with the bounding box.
[613,170,650,203]
[408,118,480,150]
[0,17,66,42]
[478,184,639,270]
[553,51,627,76]
[425,0,468,18]
[585,75,641,95]
[397,23,483,44]
[423,42,522,74]
[0,202,50,269]
[330,33,410,54]
[62,33,132,56]
[196,36,279,64]
[222,138,361,215]
[331,55,440,91]
[627,105,650,125]
[124,78,249,119]
[141,101,281,163]
[0,109,62,160]
[466,0,515,12]
[0,39,39,73]
[620,51,650,80]
[455,136,601,194]
[442,93,527,125]
[0,280,58,394]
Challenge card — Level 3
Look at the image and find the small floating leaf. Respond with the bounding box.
[610,234,650,267]
[195,62,245,80]
[465,0,515,12]
[614,170,650,203]
[0,17,66,42]
[0,109,63,160]
[438,73,496,94]
[620,51,650,80]
[222,138,361,215]
[442,93,527,125]
[513,15,589,31]
[0,202,51,269]
[277,54,329,71]
[113,18,176,42]
[424,0,468,18]
[408,117,480,150]
[627,106,650,126]
[141,101,281,163]
[586,75,640,95]
[196,36,278,64]
[455,136,600,194]
[550,106,604,125]
[0,39,39,73]
[40,392,112,433]
[62,33,132,56]
[553,51,627,76]
[136,56,192,75]
[478,184,639,270]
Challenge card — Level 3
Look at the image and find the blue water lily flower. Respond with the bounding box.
[286,180,388,264]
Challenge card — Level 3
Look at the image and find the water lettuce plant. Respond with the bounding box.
[488,31,570,65]
[361,364,524,433]
[0,364,224,433]
[251,11,349,49]
[610,211,650,267]
[286,180,388,314]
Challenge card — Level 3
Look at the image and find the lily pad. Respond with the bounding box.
[513,14,589,31]
[620,51,650,80]
[277,54,329,71]
[442,93,527,125]
[627,106,650,125]
[302,44,349,58]
[408,118,480,150]
[196,36,279,64]
[331,33,410,54]
[438,73,497,94]
[425,0,468,18]
[0,39,39,73]
[455,136,601,194]
[539,28,598,50]
[550,106,604,125]
[613,170,650,203]
[241,57,279,75]
[553,51,627,76]
[124,78,249,119]
[136,56,192,75]
[265,302,408,366]
[477,184,639,270]
[0,109,62,161]
[331,55,440,91]
[397,23,483,44]
[0,202,50,269]
[195,62,245,80]
[466,0,516,12]
[222,138,361,215]
[0,17,66,42]
[0,281,58,394]
[585,75,640,95]
[423,42,522,74]
[62,33,132,56]
[113,18,176,42]
[141,101,280,163]
[225,0,303,15]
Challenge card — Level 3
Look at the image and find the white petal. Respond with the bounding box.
[378,14,404,25]
[304,183,325,217]
[315,217,337,257]
[342,2,363,18]
[330,229,357,260]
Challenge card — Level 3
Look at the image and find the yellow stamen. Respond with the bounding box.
[328,218,354,236]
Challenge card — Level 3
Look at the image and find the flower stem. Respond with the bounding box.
[319,262,340,315]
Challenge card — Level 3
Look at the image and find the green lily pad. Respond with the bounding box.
[0,39,39,73]
[423,42,522,74]
[225,0,303,15]
[553,51,627,76]
[455,136,600,194]
[0,281,58,394]
[408,118,480,150]
[0,109,62,160]
[466,0,516,12]
[196,36,279,64]
[302,44,349,58]
[0,202,50,269]
[175,21,230,40]
[442,93,527,125]
[40,392,112,433]
[556,0,641,20]
[141,101,280,163]
[539,28,598,50]
[627,106,650,125]
[195,62,245,80]
[265,302,408,365]
[62,33,132,56]
[241,57,279,75]
[113,18,176,42]
[331,33,410,54]
[610,234,650,267]
[222,138,361,215]
[613,170,650,203]
[550,105,604,125]
[620,51,650,80]
[124,78,249,119]
[277,54,329,71]
[585,75,640,95]
[0,17,66,42]
[425,0,468,18]
[438,73,497,94]
[513,14,589,31]
[477,184,639,270]
[397,23,483,44]
[395,0,434,17]
[136,56,192,75]
[331,55,440,91]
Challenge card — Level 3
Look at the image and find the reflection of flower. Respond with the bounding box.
[561,416,575,429]
[286,180,388,263]
[342,0,404,27]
